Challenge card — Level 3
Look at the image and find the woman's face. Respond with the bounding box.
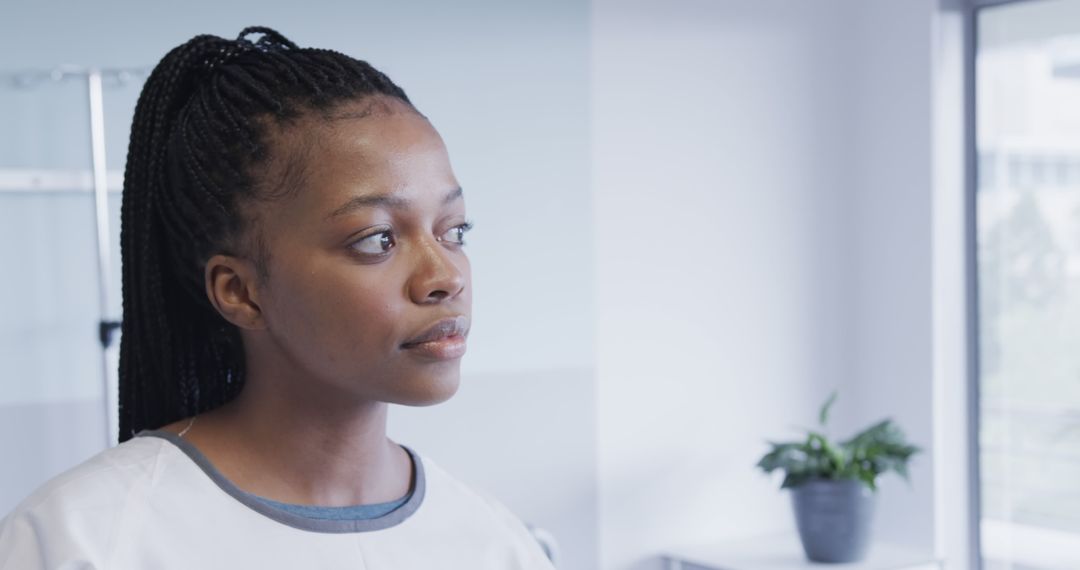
[245,98,471,407]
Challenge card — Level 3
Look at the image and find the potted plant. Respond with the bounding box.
[755,392,921,564]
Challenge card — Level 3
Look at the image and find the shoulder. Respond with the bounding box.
[7,435,170,517]
[411,450,511,517]
[410,449,556,568]
[0,436,173,567]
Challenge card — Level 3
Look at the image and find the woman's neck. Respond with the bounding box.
[166,368,413,507]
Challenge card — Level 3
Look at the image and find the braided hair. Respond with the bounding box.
[118,26,414,442]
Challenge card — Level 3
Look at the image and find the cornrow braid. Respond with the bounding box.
[118,26,414,442]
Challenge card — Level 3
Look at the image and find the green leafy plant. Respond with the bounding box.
[755,391,921,491]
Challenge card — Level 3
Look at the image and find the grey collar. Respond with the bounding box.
[136,429,425,534]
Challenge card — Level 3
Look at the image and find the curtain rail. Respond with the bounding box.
[0,66,148,90]
[0,169,124,192]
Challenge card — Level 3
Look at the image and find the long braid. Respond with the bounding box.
[118,27,414,442]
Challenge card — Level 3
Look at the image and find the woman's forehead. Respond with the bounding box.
[266,109,460,225]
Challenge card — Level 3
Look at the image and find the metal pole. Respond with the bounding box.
[87,69,117,448]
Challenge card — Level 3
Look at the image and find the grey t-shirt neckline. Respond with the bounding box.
[240,487,411,520]
[135,428,426,534]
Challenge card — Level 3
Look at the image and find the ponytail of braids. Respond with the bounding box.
[118,27,413,442]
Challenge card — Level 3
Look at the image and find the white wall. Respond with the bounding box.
[592,0,951,568]
[846,0,939,556]
[593,2,858,568]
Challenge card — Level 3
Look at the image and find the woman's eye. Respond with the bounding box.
[350,230,395,255]
[440,221,474,245]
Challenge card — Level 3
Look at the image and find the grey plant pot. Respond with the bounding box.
[791,478,876,564]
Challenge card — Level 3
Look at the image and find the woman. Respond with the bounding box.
[0,27,555,569]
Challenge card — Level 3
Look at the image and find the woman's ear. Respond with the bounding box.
[204,254,265,330]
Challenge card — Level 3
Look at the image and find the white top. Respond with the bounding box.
[0,430,556,569]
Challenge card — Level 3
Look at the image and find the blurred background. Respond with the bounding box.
[2,0,1079,569]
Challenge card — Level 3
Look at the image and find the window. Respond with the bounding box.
[975,1,1080,568]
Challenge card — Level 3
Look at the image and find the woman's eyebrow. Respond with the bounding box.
[326,187,463,220]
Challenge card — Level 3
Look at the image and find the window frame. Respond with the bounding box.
[963,1,1078,569]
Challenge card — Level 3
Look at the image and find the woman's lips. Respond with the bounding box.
[401,334,467,360]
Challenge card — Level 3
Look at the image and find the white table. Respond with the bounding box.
[662,532,943,570]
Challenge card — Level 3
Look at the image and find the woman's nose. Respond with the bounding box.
[407,236,467,305]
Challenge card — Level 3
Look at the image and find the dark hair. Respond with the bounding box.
[118,26,413,442]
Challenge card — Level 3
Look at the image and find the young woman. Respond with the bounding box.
[0,27,555,569]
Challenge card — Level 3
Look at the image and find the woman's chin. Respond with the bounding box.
[393,371,462,406]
